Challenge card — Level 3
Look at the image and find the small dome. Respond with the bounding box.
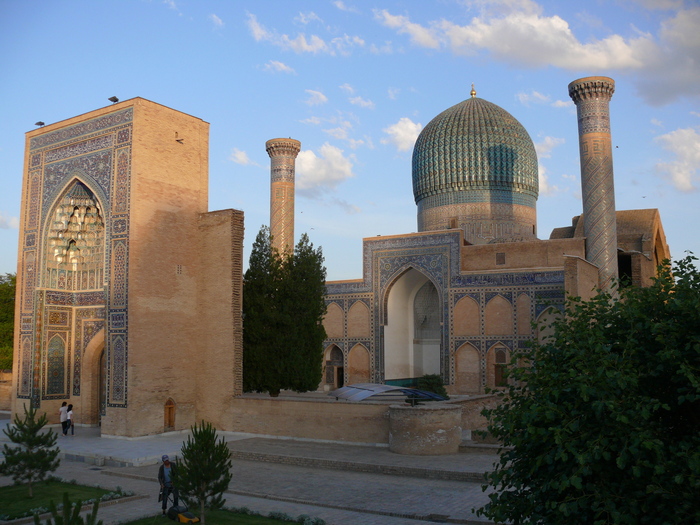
[411,93,539,243]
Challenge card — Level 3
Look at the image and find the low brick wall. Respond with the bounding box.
[229,396,390,444]
[448,394,501,434]
[389,404,462,455]
[0,370,11,411]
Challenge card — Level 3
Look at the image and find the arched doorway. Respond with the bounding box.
[164,399,176,430]
[384,269,441,382]
[325,345,344,389]
[83,328,105,427]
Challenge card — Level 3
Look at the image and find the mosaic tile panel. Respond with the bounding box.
[18,106,132,406]
[45,333,67,396]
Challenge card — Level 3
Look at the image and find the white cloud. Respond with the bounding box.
[387,87,399,100]
[339,83,354,94]
[247,13,271,41]
[301,116,322,125]
[375,5,700,105]
[552,99,574,108]
[538,165,559,196]
[229,148,258,166]
[304,90,328,106]
[333,1,359,14]
[517,90,550,106]
[535,136,565,159]
[263,60,295,74]
[374,9,440,49]
[0,212,19,229]
[209,14,223,28]
[654,127,700,192]
[349,96,375,109]
[381,117,422,152]
[651,118,663,127]
[296,143,355,196]
[324,126,350,140]
[247,13,363,55]
[295,12,322,25]
[369,41,394,54]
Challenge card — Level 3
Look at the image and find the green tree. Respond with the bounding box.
[171,421,232,525]
[0,405,61,498]
[477,255,700,525]
[0,273,16,369]
[283,233,327,392]
[33,493,102,525]
[243,227,327,396]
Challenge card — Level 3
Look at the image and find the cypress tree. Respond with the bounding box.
[243,227,327,395]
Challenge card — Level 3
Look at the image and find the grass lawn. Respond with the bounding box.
[123,509,295,524]
[0,480,121,519]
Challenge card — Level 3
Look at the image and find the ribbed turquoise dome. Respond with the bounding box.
[412,96,538,207]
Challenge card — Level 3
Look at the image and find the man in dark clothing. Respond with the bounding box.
[157,454,179,514]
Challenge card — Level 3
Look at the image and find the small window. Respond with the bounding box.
[496,252,506,265]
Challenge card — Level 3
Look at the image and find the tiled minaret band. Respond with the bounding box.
[266,138,301,254]
[569,76,619,293]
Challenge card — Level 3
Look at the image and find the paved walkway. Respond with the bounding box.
[0,413,498,525]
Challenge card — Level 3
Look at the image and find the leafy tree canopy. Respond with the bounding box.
[243,227,327,396]
[0,273,16,369]
[478,255,700,525]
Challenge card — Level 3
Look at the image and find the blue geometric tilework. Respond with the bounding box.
[46,334,67,396]
[324,228,567,390]
[19,106,133,409]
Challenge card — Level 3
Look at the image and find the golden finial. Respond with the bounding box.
[470,83,476,98]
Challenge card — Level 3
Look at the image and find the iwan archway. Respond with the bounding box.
[383,268,441,383]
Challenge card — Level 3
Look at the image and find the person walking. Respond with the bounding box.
[66,404,75,436]
[59,402,68,437]
[158,454,179,515]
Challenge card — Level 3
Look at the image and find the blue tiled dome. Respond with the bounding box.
[412,95,538,206]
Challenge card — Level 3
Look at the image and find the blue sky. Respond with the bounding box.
[0,0,698,280]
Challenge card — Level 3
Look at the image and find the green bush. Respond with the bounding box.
[416,374,449,399]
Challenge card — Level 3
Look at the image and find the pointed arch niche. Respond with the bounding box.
[454,342,480,394]
[384,268,441,381]
[43,179,106,291]
[347,344,370,384]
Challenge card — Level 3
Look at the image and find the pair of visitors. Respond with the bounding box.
[158,454,179,515]
[58,402,69,436]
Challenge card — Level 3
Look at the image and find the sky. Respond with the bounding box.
[0,0,698,281]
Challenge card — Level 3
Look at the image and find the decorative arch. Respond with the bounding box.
[484,295,513,336]
[347,301,370,338]
[454,342,480,394]
[347,344,370,385]
[324,344,344,390]
[486,343,510,389]
[383,267,442,381]
[164,398,176,430]
[46,334,66,396]
[82,328,105,426]
[454,295,479,336]
[536,307,562,344]
[516,292,532,335]
[42,179,106,291]
[323,303,344,339]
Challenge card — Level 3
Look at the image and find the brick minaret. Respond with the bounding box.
[569,76,619,292]
[266,138,301,254]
